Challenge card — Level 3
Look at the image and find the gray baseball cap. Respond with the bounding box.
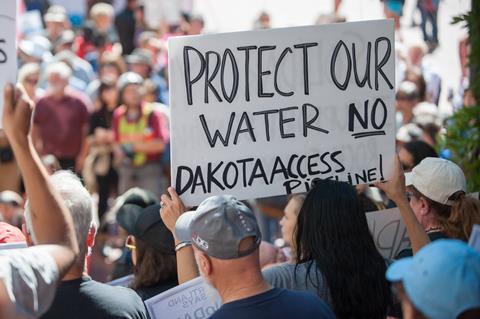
[175,195,261,260]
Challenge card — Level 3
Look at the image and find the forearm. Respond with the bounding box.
[395,197,430,254]
[9,136,78,252]
[174,238,199,284]
[133,139,165,154]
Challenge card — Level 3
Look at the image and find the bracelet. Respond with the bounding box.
[175,241,192,252]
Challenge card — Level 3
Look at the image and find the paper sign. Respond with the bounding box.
[366,208,411,260]
[107,274,134,287]
[0,241,27,250]
[0,1,17,129]
[168,19,396,205]
[145,277,221,319]
[468,224,480,253]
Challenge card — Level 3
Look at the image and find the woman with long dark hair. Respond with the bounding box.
[263,179,392,319]
[85,77,119,220]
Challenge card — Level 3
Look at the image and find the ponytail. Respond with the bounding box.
[445,192,480,241]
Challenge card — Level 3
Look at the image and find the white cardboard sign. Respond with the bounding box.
[366,207,411,260]
[145,277,221,319]
[169,20,396,205]
[0,1,17,128]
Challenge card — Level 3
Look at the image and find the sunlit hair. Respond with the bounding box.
[18,62,40,84]
[25,171,94,265]
[45,61,72,80]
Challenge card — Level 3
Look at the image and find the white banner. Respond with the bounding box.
[0,0,17,128]
[169,20,396,205]
[145,277,221,319]
[366,207,411,260]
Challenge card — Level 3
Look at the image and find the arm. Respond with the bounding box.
[375,156,430,254]
[2,84,79,270]
[132,139,165,154]
[75,123,90,172]
[160,187,199,284]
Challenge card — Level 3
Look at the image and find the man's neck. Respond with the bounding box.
[62,261,86,281]
[215,271,271,304]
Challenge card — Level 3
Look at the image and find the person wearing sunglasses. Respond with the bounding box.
[117,202,177,301]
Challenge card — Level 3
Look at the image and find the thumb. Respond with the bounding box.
[3,83,14,114]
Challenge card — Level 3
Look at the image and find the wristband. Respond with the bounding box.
[175,241,192,252]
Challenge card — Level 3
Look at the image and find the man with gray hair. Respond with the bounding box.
[24,170,147,319]
[32,61,90,172]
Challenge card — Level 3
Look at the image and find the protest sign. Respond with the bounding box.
[0,1,17,129]
[366,208,411,260]
[145,277,221,319]
[168,19,396,205]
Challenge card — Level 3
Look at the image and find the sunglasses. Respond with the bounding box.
[125,235,136,250]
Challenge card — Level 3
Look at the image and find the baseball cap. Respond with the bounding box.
[413,102,440,127]
[117,72,144,92]
[117,204,174,254]
[175,195,261,260]
[387,239,480,319]
[0,222,26,243]
[125,49,153,65]
[405,157,466,205]
[0,191,23,207]
[44,5,67,23]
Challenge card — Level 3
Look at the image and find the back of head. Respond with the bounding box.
[403,140,438,167]
[296,179,391,319]
[26,171,93,259]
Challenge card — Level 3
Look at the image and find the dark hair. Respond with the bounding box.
[295,179,391,319]
[131,238,177,290]
[95,77,118,126]
[403,141,438,167]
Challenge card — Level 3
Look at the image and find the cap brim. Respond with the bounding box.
[386,258,413,282]
[175,210,197,243]
[404,172,414,187]
[116,204,143,236]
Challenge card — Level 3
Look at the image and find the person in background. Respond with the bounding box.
[117,203,177,300]
[126,48,169,105]
[112,72,168,199]
[396,81,420,126]
[0,191,24,228]
[263,179,392,319]
[0,221,26,245]
[33,62,90,172]
[18,62,43,100]
[43,5,71,45]
[254,11,271,29]
[387,240,480,319]
[86,53,126,103]
[418,0,440,52]
[85,78,119,221]
[173,195,336,319]
[115,0,137,55]
[277,194,305,261]
[398,140,438,172]
[0,83,78,318]
[387,157,480,259]
[24,171,148,319]
[188,15,205,35]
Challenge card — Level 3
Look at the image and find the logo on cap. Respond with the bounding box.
[192,233,209,251]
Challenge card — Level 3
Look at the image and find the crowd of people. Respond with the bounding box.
[1,0,480,319]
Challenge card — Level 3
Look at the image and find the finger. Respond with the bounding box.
[160,194,173,206]
[167,186,180,204]
[3,83,14,114]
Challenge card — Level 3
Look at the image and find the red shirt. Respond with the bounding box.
[33,93,89,159]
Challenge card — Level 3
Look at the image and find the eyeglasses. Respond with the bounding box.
[125,235,136,250]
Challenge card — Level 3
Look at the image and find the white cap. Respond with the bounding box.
[405,157,466,205]
[413,102,440,126]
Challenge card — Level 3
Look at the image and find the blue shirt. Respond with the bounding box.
[210,288,335,319]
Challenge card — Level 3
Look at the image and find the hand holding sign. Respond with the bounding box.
[160,187,188,237]
[2,84,34,146]
[374,156,407,205]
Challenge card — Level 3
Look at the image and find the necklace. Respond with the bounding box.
[425,226,443,233]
